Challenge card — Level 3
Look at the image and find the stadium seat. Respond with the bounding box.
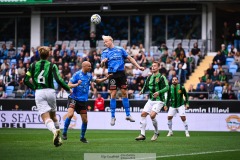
[55,41,62,45]
[214,86,223,100]
[84,40,90,48]
[166,39,174,49]
[76,40,84,47]
[182,39,189,48]
[226,58,235,66]
[5,86,14,97]
[173,39,182,48]
[229,64,238,75]
[120,40,128,46]
[97,40,104,47]
[189,39,198,48]
[113,40,120,46]
[213,64,218,70]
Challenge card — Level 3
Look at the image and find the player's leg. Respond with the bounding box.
[110,89,117,126]
[118,74,135,122]
[167,107,177,136]
[150,101,163,141]
[135,100,151,141]
[35,89,60,147]
[79,102,88,143]
[48,90,60,130]
[62,98,75,140]
[178,105,190,137]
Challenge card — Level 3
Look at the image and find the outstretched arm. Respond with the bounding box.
[127,55,144,71]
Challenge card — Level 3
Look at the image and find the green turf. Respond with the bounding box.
[0,129,239,160]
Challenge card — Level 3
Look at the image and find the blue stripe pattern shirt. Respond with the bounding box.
[101,46,128,73]
[69,70,92,102]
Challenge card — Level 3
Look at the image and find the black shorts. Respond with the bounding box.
[108,71,128,90]
[67,98,87,114]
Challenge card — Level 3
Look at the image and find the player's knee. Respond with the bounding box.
[141,112,147,117]
[168,116,173,120]
[181,116,186,121]
[150,114,156,119]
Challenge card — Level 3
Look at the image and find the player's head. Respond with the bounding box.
[172,76,178,85]
[151,61,160,73]
[38,46,50,60]
[102,35,114,48]
[82,61,92,73]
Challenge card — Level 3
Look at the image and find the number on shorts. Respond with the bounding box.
[38,70,45,84]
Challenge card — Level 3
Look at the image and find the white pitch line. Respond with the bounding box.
[135,149,240,160]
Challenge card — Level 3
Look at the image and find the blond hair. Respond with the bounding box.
[102,35,113,41]
[38,46,50,60]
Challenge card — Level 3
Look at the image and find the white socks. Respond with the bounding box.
[152,118,158,134]
[168,119,172,132]
[54,122,60,129]
[45,119,56,134]
[140,117,146,136]
[183,120,188,131]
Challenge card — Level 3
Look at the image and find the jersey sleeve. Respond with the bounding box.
[182,86,189,105]
[121,47,128,59]
[158,75,169,94]
[52,64,70,91]
[24,63,35,90]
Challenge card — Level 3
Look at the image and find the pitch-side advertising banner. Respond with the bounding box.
[0,111,239,132]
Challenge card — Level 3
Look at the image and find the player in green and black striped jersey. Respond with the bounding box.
[164,76,190,137]
[135,61,169,141]
[24,46,71,147]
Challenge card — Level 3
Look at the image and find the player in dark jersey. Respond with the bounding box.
[24,46,71,147]
[164,76,190,137]
[62,61,111,143]
[135,61,169,141]
[101,35,144,126]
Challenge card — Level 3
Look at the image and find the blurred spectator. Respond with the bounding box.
[21,44,29,57]
[56,87,69,99]
[23,52,31,64]
[178,50,186,63]
[228,44,237,57]
[133,86,145,100]
[213,50,226,65]
[53,44,60,57]
[191,43,201,67]
[132,66,142,77]
[196,84,208,99]
[94,63,103,77]
[174,43,185,58]
[234,78,240,88]
[62,50,70,64]
[182,57,190,77]
[165,57,172,71]
[176,63,186,85]
[8,77,19,91]
[62,62,71,76]
[8,44,16,59]
[0,44,8,60]
[222,85,237,100]
[201,70,208,82]
[232,23,240,51]
[128,79,138,98]
[188,84,196,100]
[159,64,167,76]
[187,52,195,70]
[12,105,21,111]
[2,63,10,76]
[130,44,139,58]
[160,50,168,63]
[172,57,181,70]
[139,43,145,53]
[30,49,40,63]
[220,44,228,57]
[206,64,215,78]
[141,64,150,78]
[219,71,228,86]
[0,79,5,91]
[1,59,9,72]
[90,31,97,51]
[94,93,105,111]
[100,86,109,99]
[3,71,11,86]
[205,78,214,93]
[145,51,154,67]
[16,51,25,64]
[17,62,25,77]
[0,86,6,98]
[60,44,70,56]
[221,21,231,46]
[234,52,240,66]
[23,88,35,98]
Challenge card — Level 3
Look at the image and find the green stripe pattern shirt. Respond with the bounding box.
[166,84,189,108]
[141,73,169,101]
[24,60,70,91]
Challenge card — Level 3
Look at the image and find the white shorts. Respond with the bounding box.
[35,88,57,115]
[167,105,186,117]
[142,99,164,114]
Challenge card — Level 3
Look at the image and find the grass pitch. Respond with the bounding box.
[0,129,239,160]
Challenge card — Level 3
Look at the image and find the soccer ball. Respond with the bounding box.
[91,14,101,24]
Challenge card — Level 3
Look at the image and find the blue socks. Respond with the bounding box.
[110,98,116,118]
[81,123,87,139]
[122,98,130,116]
[63,117,71,135]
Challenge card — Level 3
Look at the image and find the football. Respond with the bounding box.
[91,14,101,24]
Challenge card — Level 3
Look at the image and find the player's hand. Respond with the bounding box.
[106,74,113,79]
[185,104,189,109]
[101,58,108,66]
[153,92,159,98]
[77,80,82,85]
[164,106,168,111]
[139,91,143,95]
[139,66,145,71]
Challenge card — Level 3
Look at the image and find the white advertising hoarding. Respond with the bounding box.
[0,111,239,132]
